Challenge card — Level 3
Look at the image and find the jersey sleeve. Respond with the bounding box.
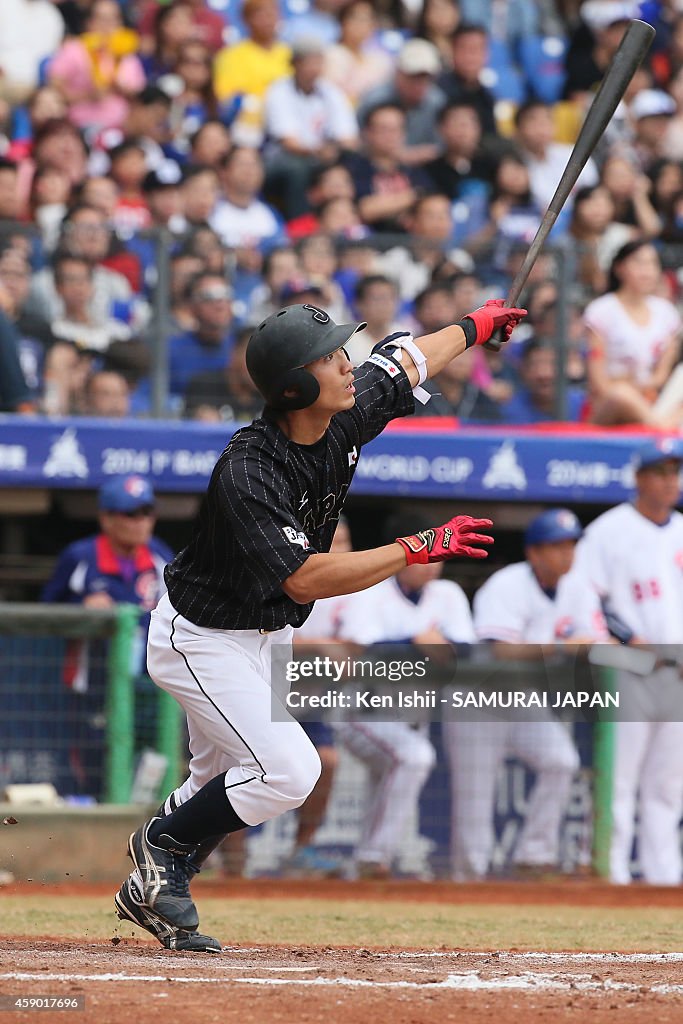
[41,544,81,603]
[343,349,415,447]
[437,582,477,644]
[215,447,315,594]
[335,584,387,645]
[473,571,527,643]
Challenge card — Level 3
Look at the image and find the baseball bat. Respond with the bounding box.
[485,18,656,351]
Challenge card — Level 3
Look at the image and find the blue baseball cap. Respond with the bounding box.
[524,508,582,547]
[98,475,155,512]
[634,438,683,472]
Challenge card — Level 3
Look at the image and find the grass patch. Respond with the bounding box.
[1,895,682,951]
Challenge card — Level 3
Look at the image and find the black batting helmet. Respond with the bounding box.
[246,304,366,411]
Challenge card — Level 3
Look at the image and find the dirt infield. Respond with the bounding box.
[2,941,683,1024]
[1,882,682,1023]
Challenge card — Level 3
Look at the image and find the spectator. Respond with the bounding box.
[358,38,446,166]
[317,195,367,239]
[21,119,89,215]
[211,146,285,251]
[648,158,683,224]
[138,0,225,55]
[0,245,54,398]
[346,274,407,363]
[189,120,231,168]
[378,193,468,300]
[213,0,291,147]
[51,253,132,353]
[107,139,152,233]
[286,162,356,239]
[583,240,682,427]
[141,165,184,230]
[27,204,134,325]
[501,339,585,424]
[629,88,677,173]
[415,0,462,71]
[465,153,541,274]
[600,154,662,237]
[0,0,64,104]
[48,0,145,134]
[458,0,539,45]
[170,39,221,148]
[264,36,358,218]
[412,280,458,334]
[141,1,195,82]
[29,165,73,253]
[179,164,219,227]
[0,159,21,220]
[437,24,497,137]
[184,326,263,422]
[82,368,131,417]
[324,0,394,107]
[567,184,634,298]
[426,100,496,200]
[122,86,173,170]
[42,475,173,797]
[515,99,598,221]
[563,9,629,102]
[296,233,348,321]
[183,223,230,277]
[246,245,301,321]
[0,307,32,413]
[167,271,234,399]
[167,249,205,332]
[345,104,427,233]
[423,346,502,421]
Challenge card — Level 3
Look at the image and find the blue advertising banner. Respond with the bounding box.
[0,415,654,504]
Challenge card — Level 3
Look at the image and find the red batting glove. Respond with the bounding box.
[396,515,494,564]
[463,299,528,345]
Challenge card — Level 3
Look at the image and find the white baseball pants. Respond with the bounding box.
[444,715,579,879]
[610,669,683,885]
[335,721,436,867]
[147,593,321,827]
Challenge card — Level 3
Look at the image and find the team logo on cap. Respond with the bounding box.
[124,476,148,497]
[556,510,578,531]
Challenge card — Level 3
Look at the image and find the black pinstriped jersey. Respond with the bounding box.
[165,352,415,629]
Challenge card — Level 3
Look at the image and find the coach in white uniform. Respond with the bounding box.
[335,512,476,878]
[444,508,606,880]
[577,438,683,885]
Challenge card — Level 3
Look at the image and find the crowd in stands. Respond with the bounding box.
[2,0,683,426]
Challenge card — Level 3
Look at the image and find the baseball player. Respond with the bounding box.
[444,509,605,880]
[334,511,476,879]
[114,297,526,951]
[576,439,683,885]
[42,475,172,796]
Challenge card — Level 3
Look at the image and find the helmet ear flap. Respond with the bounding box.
[272,367,321,410]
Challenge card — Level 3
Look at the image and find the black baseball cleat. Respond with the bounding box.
[127,818,200,930]
[114,871,222,953]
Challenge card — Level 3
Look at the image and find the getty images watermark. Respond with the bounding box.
[262,645,675,725]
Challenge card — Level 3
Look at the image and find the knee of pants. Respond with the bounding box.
[271,739,322,811]
[400,736,437,777]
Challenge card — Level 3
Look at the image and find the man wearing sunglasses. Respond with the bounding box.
[167,271,234,402]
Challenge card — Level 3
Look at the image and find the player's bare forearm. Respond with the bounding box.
[283,545,407,604]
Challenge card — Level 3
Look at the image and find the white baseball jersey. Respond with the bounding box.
[473,562,606,643]
[336,576,476,646]
[583,293,681,387]
[295,593,353,641]
[577,503,683,644]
